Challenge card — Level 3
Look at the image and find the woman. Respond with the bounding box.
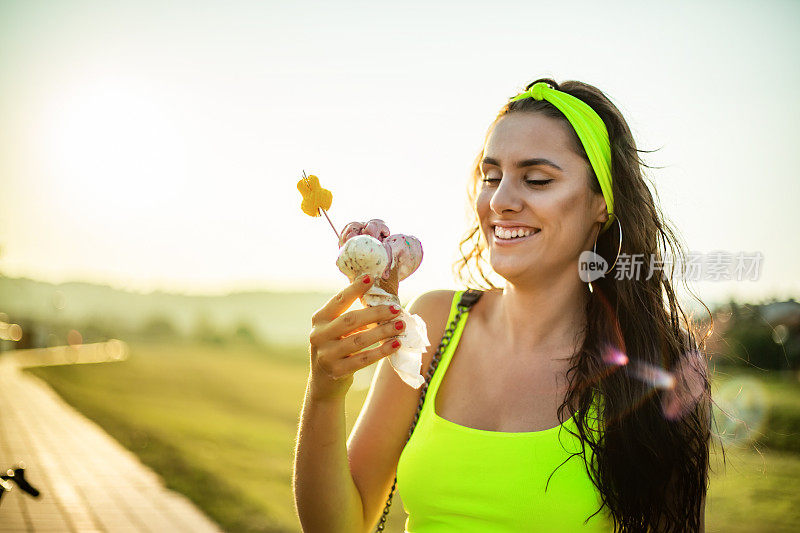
[293,78,712,532]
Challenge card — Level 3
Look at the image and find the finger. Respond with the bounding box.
[326,304,402,339]
[347,321,381,336]
[339,338,402,376]
[349,314,398,334]
[312,274,376,325]
[349,324,372,335]
[327,318,405,360]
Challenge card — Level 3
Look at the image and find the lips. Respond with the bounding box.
[492,220,539,228]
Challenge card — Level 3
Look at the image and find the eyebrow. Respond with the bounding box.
[481,156,563,172]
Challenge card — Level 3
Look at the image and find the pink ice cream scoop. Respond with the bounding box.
[363,219,391,242]
[339,221,367,247]
[337,219,423,282]
[384,234,424,281]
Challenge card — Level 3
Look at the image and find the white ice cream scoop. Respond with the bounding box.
[335,234,390,282]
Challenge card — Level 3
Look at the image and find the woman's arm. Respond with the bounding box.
[292,277,405,532]
[293,392,366,532]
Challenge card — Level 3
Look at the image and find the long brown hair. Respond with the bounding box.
[454,78,714,532]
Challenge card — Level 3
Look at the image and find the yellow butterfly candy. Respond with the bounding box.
[297,174,333,217]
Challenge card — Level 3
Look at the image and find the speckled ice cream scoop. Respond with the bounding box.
[335,234,390,282]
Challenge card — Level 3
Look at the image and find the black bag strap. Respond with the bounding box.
[373,289,483,531]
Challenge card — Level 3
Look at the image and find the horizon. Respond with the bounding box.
[2,273,795,314]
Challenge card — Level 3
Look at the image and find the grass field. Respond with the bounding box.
[24,340,800,532]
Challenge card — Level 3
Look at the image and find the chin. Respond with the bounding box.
[488,258,534,283]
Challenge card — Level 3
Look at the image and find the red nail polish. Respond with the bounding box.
[363,275,371,284]
[394,321,405,331]
[390,305,400,314]
[392,340,401,349]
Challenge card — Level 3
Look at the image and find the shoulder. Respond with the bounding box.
[406,290,457,321]
[405,290,458,368]
[406,288,497,331]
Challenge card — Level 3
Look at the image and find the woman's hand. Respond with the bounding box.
[308,274,405,402]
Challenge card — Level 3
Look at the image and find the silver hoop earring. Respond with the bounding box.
[588,216,623,294]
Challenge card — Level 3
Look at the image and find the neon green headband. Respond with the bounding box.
[509,81,615,234]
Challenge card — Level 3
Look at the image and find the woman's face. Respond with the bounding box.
[476,112,608,285]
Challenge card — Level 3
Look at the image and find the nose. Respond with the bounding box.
[489,177,523,215]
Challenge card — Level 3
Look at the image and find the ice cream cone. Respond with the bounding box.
[362,264,401,307]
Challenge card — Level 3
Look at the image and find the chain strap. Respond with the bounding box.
[373,289,482,532]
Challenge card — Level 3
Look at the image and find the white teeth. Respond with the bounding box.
[494,227,535,240]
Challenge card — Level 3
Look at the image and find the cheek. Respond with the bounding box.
[475,190,491,218]
[543,187,586,223]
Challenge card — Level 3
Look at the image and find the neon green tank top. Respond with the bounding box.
[396,291,612,532]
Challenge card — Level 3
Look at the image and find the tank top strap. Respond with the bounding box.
[420,289,470,418]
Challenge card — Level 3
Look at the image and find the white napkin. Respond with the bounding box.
[361,287,430,389]
[387,311,430,389]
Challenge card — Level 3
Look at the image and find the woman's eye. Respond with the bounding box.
[479,173,553,186]
[480,171,501,184]
[526,179,553,186]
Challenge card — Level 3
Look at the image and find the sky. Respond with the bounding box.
[0,0,798,308]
